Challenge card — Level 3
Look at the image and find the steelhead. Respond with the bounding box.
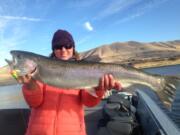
[4,50,180,109]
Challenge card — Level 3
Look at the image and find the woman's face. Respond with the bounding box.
[54,46,74,60]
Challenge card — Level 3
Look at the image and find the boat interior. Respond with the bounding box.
[0,88,180,135]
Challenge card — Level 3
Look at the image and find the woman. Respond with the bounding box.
[16,29,121,135]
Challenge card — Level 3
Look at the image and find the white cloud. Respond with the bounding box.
[94,0,138,20]
[116,11,144,24]
[84,21,93,31]
[115,0,170,24]
[93,0,169,23]
[0,15,42,22]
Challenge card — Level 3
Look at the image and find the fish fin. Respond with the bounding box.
[159,76,180,110]
[86,88,98,98]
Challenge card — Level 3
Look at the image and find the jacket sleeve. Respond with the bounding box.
[80,88,105,107]
[22,81,44,108]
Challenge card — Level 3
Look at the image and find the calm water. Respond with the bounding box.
[143,64,180,75]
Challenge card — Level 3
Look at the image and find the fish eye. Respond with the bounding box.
[16,54,21,59]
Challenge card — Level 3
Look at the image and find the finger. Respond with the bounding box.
[17,76,23,84]
[99,75,105,90]
[109,74,115,89]
[22,75,31,83]
[114,82,122,91]
[104,74,110,90]
[95,75,104,91]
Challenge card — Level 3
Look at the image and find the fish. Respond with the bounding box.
[4,50,180,109]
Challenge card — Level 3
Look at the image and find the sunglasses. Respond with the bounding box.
[53,44,73,50]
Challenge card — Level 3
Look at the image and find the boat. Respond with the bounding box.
[84,87,180,135]
[0,84,180,135]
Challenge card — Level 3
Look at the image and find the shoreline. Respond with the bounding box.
[134,58,180,69]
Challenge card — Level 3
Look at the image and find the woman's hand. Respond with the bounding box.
[99,74,121,91]
[95,74,122,97]
[10,70,32,84]
[16,74,32,84]
[10,71,38,90]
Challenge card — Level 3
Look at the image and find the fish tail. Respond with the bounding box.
[159,76,180,109]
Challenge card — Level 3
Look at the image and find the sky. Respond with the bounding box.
[0,0,180,66]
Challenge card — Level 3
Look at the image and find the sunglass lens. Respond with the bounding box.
[65,44,73,49]
[54,44,73,50]
[54,46,62,50]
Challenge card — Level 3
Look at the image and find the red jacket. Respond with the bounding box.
[22,81,104,135]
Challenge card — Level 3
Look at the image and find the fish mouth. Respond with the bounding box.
[5,52,38,76]
[5,58,15,70]
[5,52,19,67]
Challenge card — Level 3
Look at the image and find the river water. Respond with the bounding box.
[144,64,180,75]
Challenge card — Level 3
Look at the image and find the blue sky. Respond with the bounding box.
[0,0,179,66]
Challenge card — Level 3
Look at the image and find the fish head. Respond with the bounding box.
[5,50,38,77]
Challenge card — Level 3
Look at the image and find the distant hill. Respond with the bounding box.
[79,40,180,68]
[1,40,180,71]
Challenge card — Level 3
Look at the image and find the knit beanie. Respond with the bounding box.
[52,29,75,50]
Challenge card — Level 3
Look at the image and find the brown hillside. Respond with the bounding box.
[79,40,180,68]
